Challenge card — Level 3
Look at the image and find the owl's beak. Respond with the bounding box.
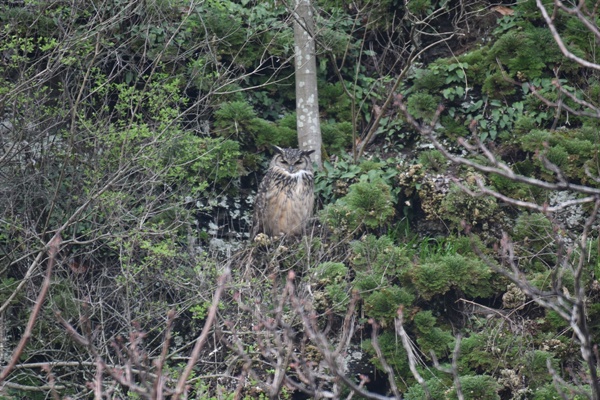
[289,166,294,173]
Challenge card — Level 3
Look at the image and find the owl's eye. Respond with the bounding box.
[280,159,288,165]
[294,160,303,165]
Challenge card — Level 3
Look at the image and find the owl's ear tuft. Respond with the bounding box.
[272,145,285,155]
[303,149,316,157]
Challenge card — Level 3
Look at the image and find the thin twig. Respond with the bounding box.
[0,232,62,384]
[172,267,230,398]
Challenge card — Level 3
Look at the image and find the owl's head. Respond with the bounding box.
[270,145,315,175]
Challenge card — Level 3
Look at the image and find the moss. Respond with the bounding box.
[408,254,495,300]
[344,178,396,229]
[411,68,445,92]
[482,71,517,97]
[413,310,454,356]
[458,48,488,85]
[523,350,558,387]
[532,383,592,400]
[406,92,441,121]
[363,286,415,325]
[418,149,448,173]
[489,173,533,200]
[441,114,470,137]
[363,331,422,392]
[351,234,410,277]
[405,375,500,400]
[439,181,499,230]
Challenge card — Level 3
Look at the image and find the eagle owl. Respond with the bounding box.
[251,146,315,238]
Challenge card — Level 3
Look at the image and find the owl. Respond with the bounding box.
[251,146,316,239]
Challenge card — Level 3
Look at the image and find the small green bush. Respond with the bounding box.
[407,254,495,299]
[406,0,432,15]
[321,178,395,232]
[405,375,500,400]
[321,120,352,154]
[532,382,591,400]
[363,285,415,324]
[439,182,499,230]
[351,234,409,275]
[453,375,500,400]
[458,332,499,372]
[363,331,416,391]
[411,68,445,92]
[512,212,553,249]
[319,202,360,235]
[413,310,454,357]
[312,262,351,312]
[345,179,395,228]
[407,92,440,121]
[418,149,448,172]
[523,350,558,387]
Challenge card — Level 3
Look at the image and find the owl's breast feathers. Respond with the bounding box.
[256,169,314,237]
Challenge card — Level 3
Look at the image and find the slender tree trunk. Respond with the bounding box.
[293,0,322,169]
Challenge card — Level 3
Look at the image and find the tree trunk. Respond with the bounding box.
[293,0,322,169]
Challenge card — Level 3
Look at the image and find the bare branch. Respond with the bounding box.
[173,267,230,399]
[0,232,62,384]
[537,0,600,71]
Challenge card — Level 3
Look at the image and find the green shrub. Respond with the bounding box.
[489,173,534,201]
[458,332,499,372]
[407,92,440,121]
[413,310,454,357]
[319,202,360,235]
[407,254,495,299]
[418,149,448,172]
[405,375,500,400]
[254,116,298,148]
[406,0,432,15]
[512,213,553,252]
[439,181,499,230]
[363,331,416,391]
[411,68,445,92]
[453,375,500,400]
[488,26,565,81]
[532,382,591,399]
[319,81,353,121]
[313,262,351,313]
[363,285,415,325]
[345,179,395,228]
[523,350,558,387]
[350,234,409,275]
[321,178,395,232]
[546,145,569,169]
[321,120,353,154]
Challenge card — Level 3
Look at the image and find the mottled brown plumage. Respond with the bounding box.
[251,146,315,238]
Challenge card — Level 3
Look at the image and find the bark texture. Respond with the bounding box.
[293,0,322,169]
